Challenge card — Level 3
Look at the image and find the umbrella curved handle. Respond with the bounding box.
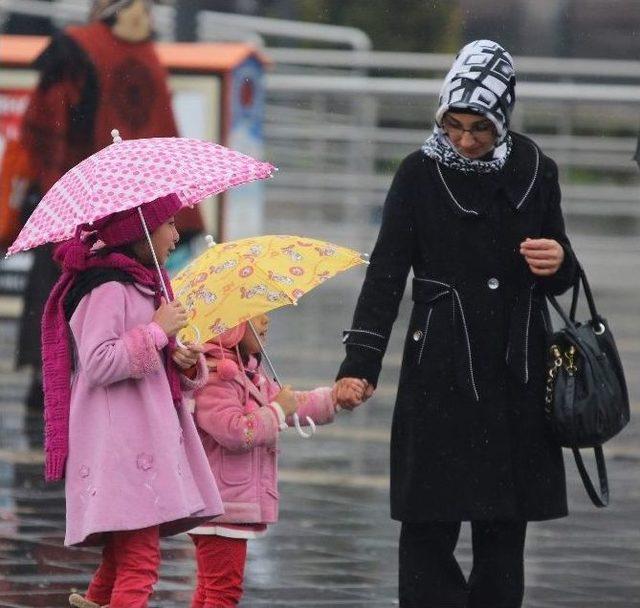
[293,412,316,439]
[176,325,201,350]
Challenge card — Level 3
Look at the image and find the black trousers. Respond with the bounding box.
[399,521,527,608]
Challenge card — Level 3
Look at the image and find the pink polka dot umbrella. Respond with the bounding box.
[6,131,276,256]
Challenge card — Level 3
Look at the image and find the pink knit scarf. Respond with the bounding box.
[41,235,182,482]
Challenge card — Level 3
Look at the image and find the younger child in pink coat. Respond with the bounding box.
[188,313,365,607]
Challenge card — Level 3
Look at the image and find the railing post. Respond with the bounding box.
[175,0,198,42]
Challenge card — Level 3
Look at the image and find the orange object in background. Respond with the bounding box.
[0,35,269,243]
[0,138,34,249]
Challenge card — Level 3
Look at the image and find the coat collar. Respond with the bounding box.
[500,138,540,212]
[435,134,541,218]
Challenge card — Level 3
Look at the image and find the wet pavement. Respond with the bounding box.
[0,227,639,607]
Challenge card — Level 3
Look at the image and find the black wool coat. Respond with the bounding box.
[337,132,577,522]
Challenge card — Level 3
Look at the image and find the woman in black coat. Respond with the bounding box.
[335,40,577,608]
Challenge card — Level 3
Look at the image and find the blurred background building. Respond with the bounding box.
[4,1,639,53]
[1,0,638,248]
[1,0,638,296]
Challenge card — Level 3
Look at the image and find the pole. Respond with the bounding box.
[175,0,198,42]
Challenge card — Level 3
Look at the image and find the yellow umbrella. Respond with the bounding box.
[172,234,368,344]
[171,234,368,438]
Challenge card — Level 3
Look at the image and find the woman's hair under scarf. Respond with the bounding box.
[422,39,516,174]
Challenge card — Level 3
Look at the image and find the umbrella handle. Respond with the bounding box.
[137,208,171,302]
[176,325,201,350]
[137,208,201,353]
[293,413,316,439]
[247,322,317,440]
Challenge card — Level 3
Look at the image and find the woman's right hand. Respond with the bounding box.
[274,385,298,417]
[152,297,189,337]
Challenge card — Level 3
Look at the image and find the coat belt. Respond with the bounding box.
[412,277,535,402]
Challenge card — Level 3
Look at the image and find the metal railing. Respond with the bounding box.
[267,47,640,82]
[266,74,640,102]
[262,44,639,233]
[197,11,372,51]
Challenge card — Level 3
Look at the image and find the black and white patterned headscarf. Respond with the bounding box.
[422,40,516,174]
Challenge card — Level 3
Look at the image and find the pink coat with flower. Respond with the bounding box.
[64,280,223,546]
[192,352,335,526]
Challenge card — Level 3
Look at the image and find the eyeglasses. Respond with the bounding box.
[442,117,496,142]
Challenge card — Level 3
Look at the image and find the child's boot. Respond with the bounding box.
[68,593,108,608]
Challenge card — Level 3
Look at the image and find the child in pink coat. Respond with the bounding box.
[188,313,365,607]
[40,194,223,608]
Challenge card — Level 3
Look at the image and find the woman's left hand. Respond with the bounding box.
[172,342,203,370]
[520,238,564,276]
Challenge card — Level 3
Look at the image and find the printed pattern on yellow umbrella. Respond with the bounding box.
[171,235,367,343]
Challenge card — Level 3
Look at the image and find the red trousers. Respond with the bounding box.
[85,526,161,608]
[190,535,248,608]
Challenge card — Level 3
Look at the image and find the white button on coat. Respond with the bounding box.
[488,277,500,290]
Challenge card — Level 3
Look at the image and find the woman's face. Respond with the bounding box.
[240,314,270,355]
[134,217,179,266]
[441,111,498,160]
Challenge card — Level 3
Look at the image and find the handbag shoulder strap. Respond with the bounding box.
[576,263,603,325]
[569,274,580,321]
[571,446,609,507]
[547,262,604,333]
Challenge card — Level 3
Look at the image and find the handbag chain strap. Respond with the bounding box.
[544,344,577,415]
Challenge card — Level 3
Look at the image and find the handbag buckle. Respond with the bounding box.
[544,344,578,414]
[594,322,606,336]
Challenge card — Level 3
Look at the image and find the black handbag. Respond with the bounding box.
[544,264,630,507]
